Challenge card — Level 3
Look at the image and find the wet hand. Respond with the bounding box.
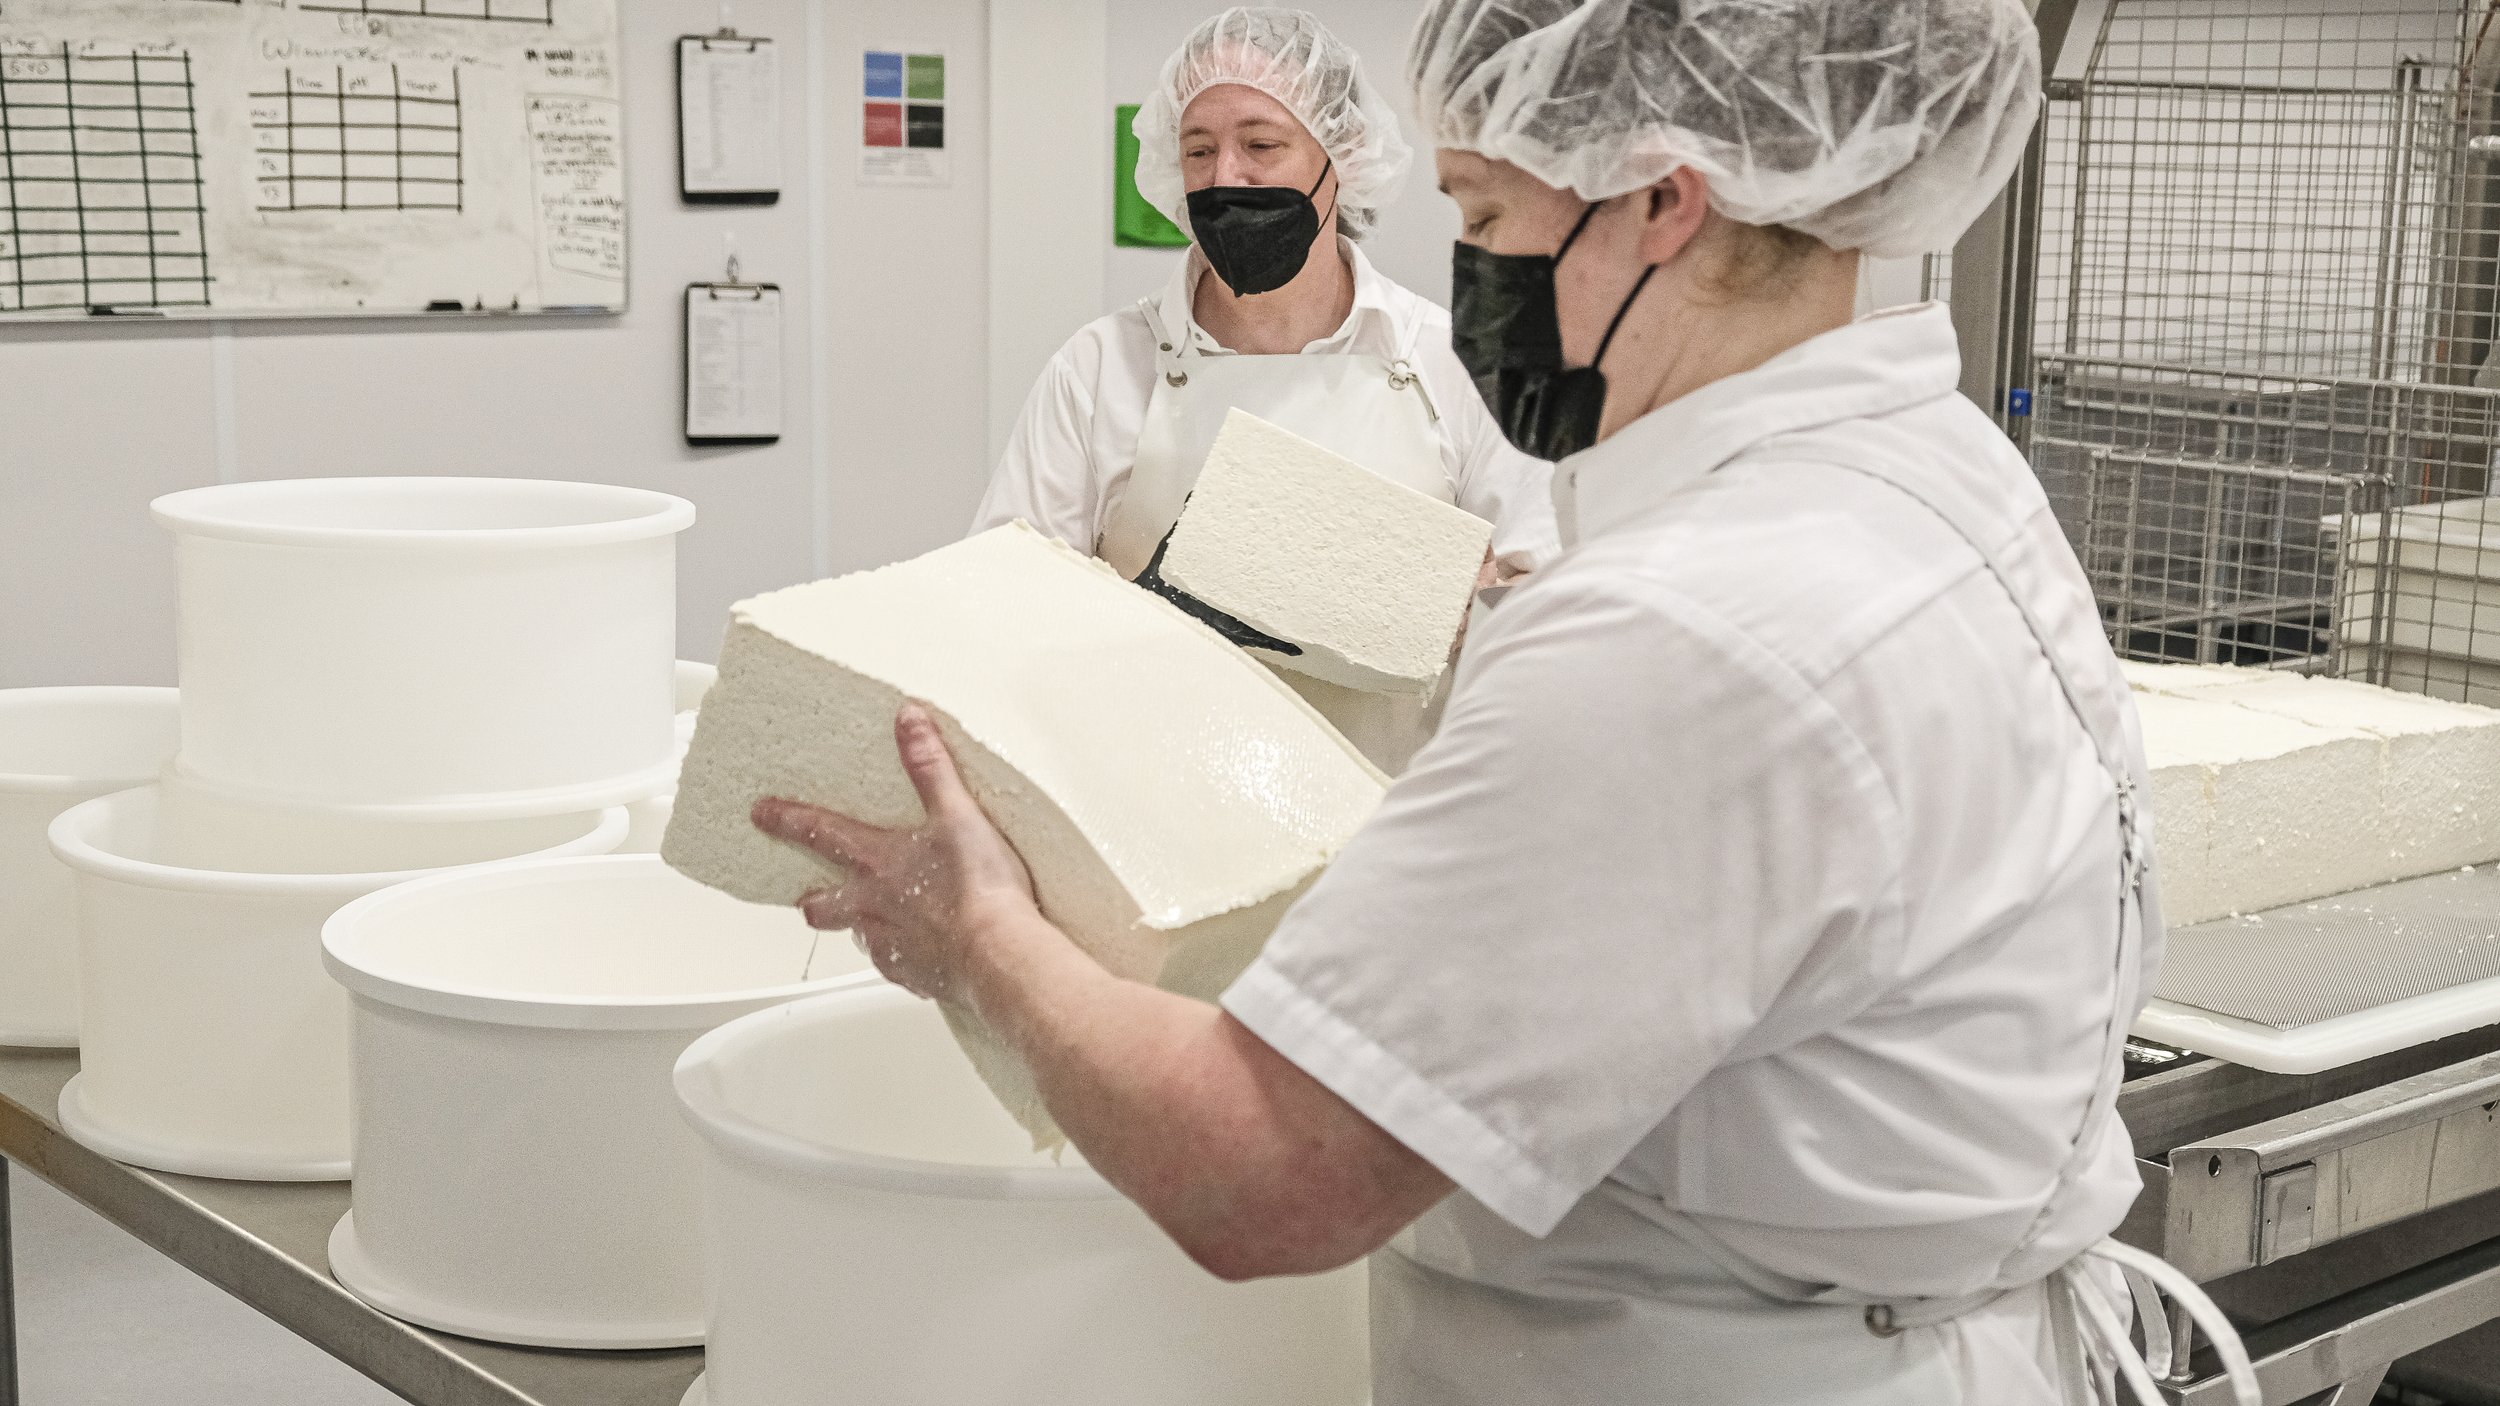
[751,703,1039,1004]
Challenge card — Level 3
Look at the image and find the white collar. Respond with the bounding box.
[1559,302,1965,545]
[1155,236,1407,358]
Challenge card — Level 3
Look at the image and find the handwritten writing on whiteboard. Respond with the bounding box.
[527,93,623,282]
[0,0,623,321]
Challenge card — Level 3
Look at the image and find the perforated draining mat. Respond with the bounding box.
[2155,868,2500,1030]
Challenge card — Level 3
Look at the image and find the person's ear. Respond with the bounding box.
[1636,167,1712,267]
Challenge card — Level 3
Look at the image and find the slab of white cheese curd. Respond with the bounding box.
[663,522,1388,1147]
[2133,690,2379,925]
[2127,664,2500,924]
[1157,408,1494,696]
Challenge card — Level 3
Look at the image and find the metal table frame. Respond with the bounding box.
[0,1047,700,1406]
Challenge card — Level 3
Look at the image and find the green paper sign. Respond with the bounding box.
[906,53,946,101]
[1114,104,1190,249]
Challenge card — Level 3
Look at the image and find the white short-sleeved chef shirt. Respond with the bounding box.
[969,238,1560,573]
[1225,305,2158,1309]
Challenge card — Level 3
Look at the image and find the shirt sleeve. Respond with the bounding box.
[1222,573,1904,1237]
[968,345,1104,550]
[1415,318,1562,574]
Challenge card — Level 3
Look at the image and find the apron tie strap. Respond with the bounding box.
[1867,1239,2257,1406]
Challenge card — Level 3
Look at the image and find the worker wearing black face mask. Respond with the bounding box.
[966,6,1560,778]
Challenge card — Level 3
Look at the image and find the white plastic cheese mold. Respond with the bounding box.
[672,985,1370,1406]
[47,786,628,1180]
[0,688,180,1048]
[152,477,692,818]
[322,854,874,1348]
[664,523,1385,1144]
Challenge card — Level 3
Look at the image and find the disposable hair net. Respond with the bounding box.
[1408,0,2042,259]
[1135,8,1413,241]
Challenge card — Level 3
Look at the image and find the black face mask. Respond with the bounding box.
[1188,159,1334,297]
[1450,202,1660,462]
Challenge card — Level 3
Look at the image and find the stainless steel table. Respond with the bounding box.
[0,1047,702,1406]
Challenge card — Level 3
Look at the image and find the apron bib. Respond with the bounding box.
[1375,425,2258,1406]
[1099,296,1455,775]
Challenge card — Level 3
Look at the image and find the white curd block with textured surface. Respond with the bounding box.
[2137,691,2378,924]
[2119,659,2267,697]
[1158,409,1492,695]
[2130,694,2222,924]
[2199,674,2500,880]
[664,524,1386,1143]
[2129,665,2500,924]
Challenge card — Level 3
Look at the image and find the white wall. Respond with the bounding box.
[6,0,1968,695]
[816,0,994,579]
[0,0,996,690]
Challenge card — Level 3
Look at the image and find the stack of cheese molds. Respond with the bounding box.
[2125,660,2500,924]
[665,522,1388,1147]
[1158,408,1493,696]
[43,477,694,1181]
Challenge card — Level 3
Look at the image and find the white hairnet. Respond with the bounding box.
[1408,0,2043,259]
[1134,8,1413,241]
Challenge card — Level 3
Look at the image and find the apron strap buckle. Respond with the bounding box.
[2114,774,2150,896]
[1387,359,1440,424]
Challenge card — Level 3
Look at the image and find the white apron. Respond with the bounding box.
[1098,296,1455,775]
[1374,428,2260,1406]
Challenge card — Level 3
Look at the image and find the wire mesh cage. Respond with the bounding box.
[2022,0,2500,702]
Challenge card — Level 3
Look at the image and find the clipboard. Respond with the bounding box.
[684,280,784,445]
[678,31,782,204]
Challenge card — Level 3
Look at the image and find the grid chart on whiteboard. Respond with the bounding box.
[0,45,212,313]
[298,0,556,24]
[250,65,463,213]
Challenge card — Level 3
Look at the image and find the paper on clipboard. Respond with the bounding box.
[679,35,782,201]
[686,283,784,443]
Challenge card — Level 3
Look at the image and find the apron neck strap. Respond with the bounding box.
[1139,295,1189,383]
[1791,437,2148,1258]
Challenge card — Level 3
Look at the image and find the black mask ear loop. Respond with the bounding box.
[1591,266,1660,371]
[1553,201,1604,262]
[1309,156,1338,234]
[1558,198,1659,373]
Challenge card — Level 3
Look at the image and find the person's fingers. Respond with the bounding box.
[893,703,984,828]
[752,798,889,869]
[798,885,869,933]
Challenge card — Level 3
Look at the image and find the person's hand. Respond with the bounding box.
[751,703,1039,1004]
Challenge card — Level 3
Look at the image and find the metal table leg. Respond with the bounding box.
[1,1157,18,1406]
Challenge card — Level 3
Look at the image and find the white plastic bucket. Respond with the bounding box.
[673,985,1370,1406]
[320,854,873,1348]
[0,689,181,1047]
[620,672,707,855]
[153,477,695,816]
[673,659,718,714]
[47,787,628,1180]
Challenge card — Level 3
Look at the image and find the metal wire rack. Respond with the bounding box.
[2011,0,2500,703]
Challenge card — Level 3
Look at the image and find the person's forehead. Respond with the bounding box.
[1179,82,1307,137]
[1434,149,1523,193]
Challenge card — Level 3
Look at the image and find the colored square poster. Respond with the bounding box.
[1114,103,1188,247]
[863,48,948,186]
[863,102,904,148]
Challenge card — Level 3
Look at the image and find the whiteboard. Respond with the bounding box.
[0,0,624,321]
